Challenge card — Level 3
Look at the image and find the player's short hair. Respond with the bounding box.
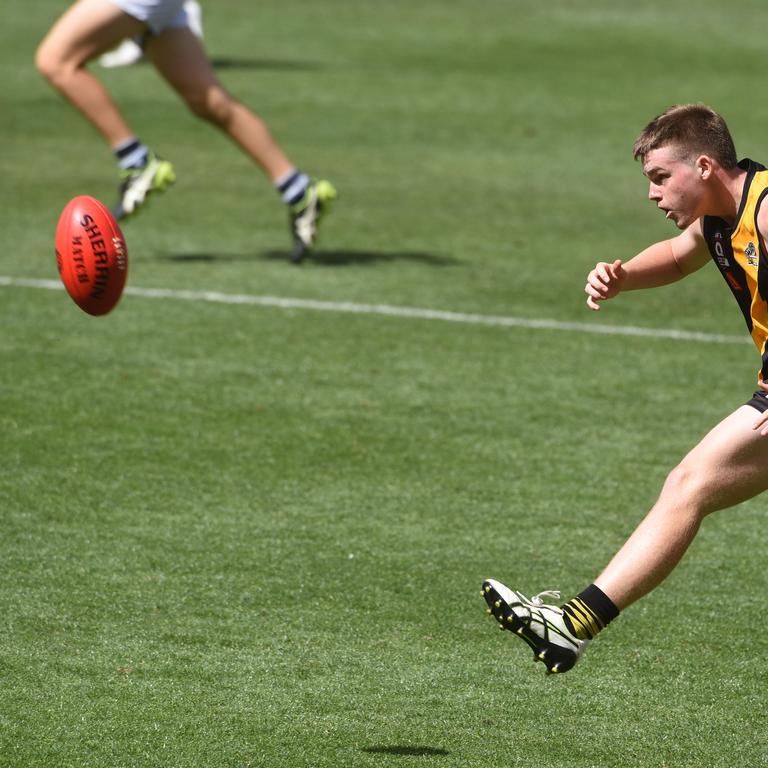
[632,104,738,168]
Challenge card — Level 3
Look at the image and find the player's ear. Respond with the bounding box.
[695,154,714,180]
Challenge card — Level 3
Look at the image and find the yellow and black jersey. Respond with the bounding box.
[702,158,768,380]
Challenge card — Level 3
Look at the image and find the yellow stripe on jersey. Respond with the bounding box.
[704,160,768,381]
[730,168,768,362]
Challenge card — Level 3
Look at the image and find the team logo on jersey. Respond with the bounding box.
[745,241,758,266]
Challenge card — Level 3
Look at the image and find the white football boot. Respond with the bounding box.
[112,152,176,220]
[289,179,337,263]
[99,38,144,68]
[99,1,203,68]
[482,579,588,674]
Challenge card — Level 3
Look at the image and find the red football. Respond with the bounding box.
[55,195,128,316]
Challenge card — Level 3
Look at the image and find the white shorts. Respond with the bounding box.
[110,0,189,35]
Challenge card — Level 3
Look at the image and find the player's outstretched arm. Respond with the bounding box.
[585,221,709,311]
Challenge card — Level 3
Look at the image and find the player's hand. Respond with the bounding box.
[753,380,768,435]
[585,259,626,311]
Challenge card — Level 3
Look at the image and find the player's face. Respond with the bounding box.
[642,146,706,229]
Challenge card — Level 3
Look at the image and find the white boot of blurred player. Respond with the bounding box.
[99,0,203,68]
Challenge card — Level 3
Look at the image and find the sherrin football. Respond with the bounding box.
[55,195,128,316]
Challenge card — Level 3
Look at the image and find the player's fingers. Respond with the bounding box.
[608,259,624,280]
[752,410,768,431]
[591,273,611,293]
[585,282,605,298]
[586,295,602,311]
[595,263,613,284]
[585,271,604,291]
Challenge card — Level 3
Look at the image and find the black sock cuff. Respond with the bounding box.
[577,584,620,626]
[114,138,141,159]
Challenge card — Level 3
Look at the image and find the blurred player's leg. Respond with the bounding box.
[36,0,145,146]
[147,27,335,260]
[148,28,293,179]
[37,0,175,219]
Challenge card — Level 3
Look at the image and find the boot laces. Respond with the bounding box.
[530,590,561,606]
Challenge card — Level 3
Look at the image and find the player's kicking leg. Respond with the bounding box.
[483,402,768,673]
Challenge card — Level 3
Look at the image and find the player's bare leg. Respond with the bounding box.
[147,27,336,262]
[595,404,768,609]
[483,403,768,673]
[37,0,175,219]
[146,27,294,181]
[35,0,145,146]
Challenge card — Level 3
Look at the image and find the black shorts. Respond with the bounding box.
[746,390,768,413]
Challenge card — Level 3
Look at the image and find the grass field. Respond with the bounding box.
[2,1,768,766]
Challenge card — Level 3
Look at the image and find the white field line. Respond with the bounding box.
[0,275,749,346]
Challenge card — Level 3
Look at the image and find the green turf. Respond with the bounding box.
[2,1,768,766]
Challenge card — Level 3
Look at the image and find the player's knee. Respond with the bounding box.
[661,462,710,511]
[184,85,233,126]
[35,43,75,88]
[35,42,59,83]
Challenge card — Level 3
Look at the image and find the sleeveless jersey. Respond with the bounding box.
[702,158,768,380]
